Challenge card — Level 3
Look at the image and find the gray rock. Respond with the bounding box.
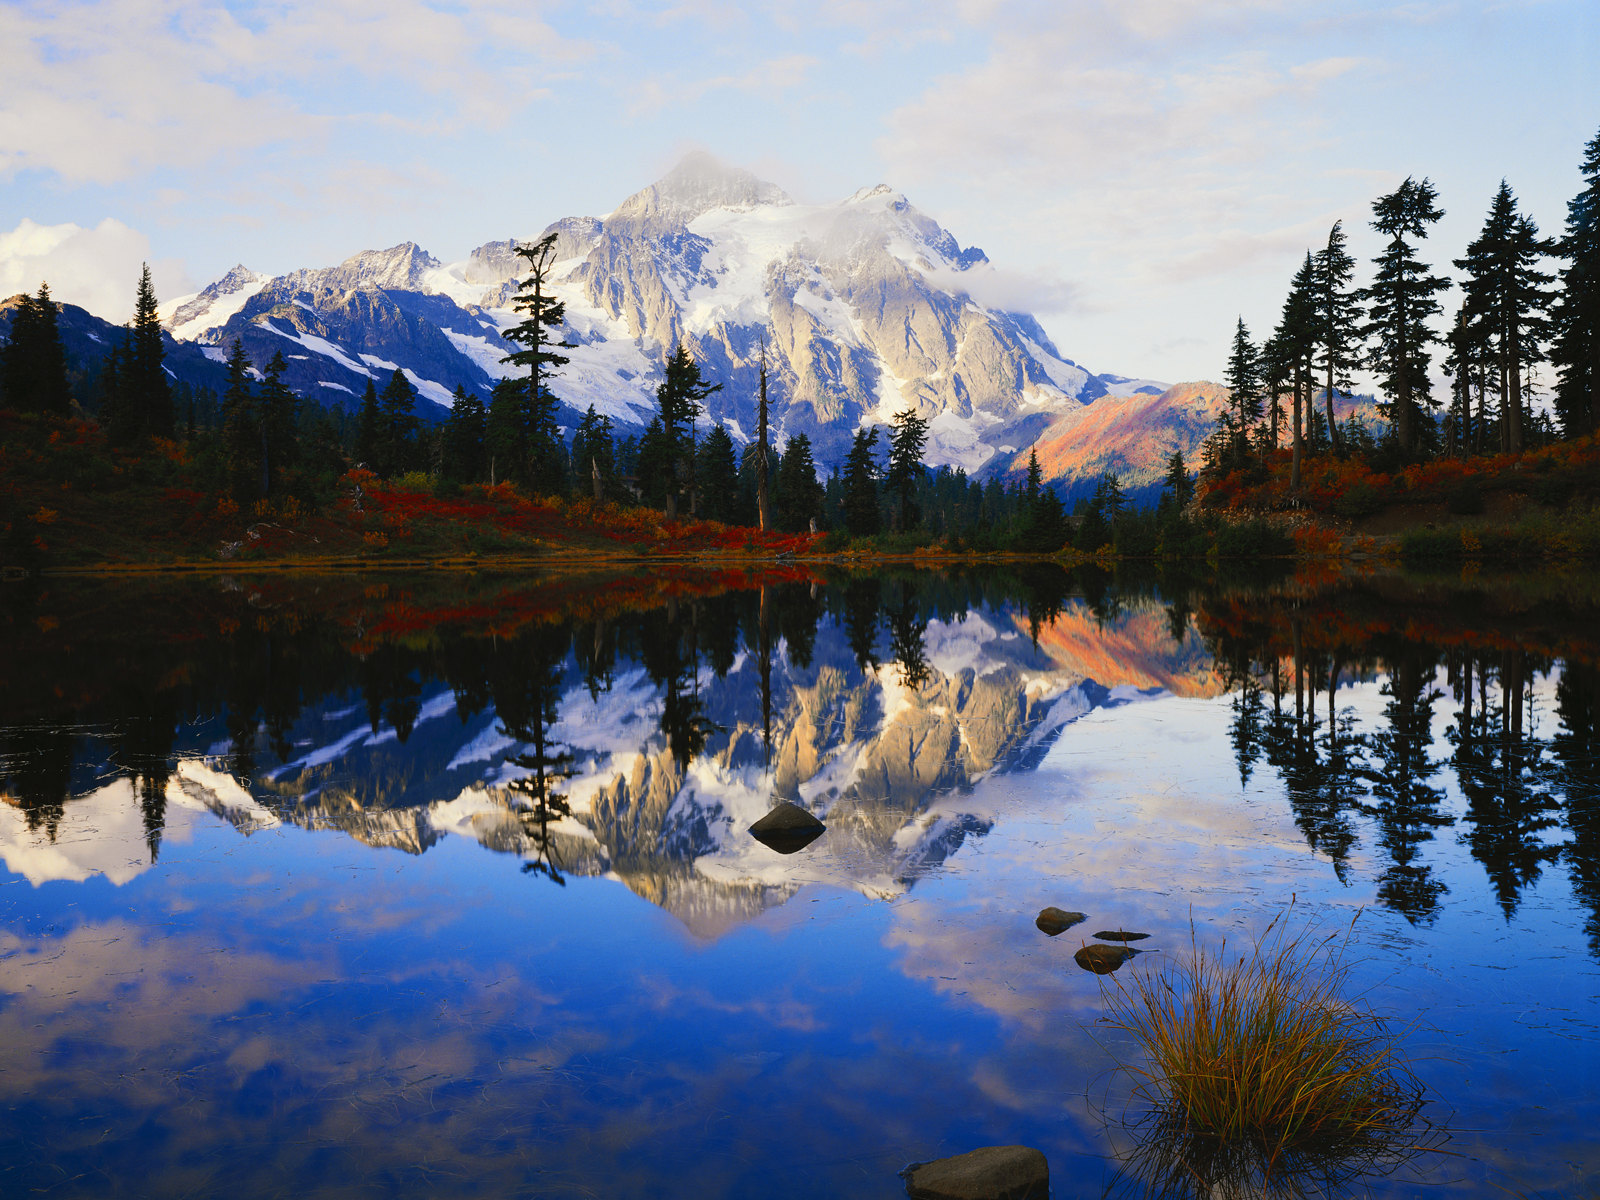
[903,1145,1049,1200]
[1035,907,1087,936]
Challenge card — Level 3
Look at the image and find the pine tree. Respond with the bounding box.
[0,284,71,415]
[1360,177,1449,456]
[221,340,257,499]
[756,337,772,532]
[443,386,488,485]
[1551,127,1600,438]
[259,351,298,497]
[1223,317,1261,465]
[1312,222,1363,456]
[655,344,721,520]
[356,378,381,468]
[885,406,929,531]
[842,426,881,536]
[501,232,573,476]
[569,405,616,501]
[120,263,173,443]
[1276,253,1318,489]
[1454,181,1554,454]
[695,424,739,523]
[775,434,823,532]
[378,369,419,478]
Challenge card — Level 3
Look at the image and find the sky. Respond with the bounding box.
[1,0,1595,385]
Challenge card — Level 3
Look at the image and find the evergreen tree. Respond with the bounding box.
[655,344,721,520]
[696,424,739,522]
[841,426,881,536]
[486,377,525,487]
[97,336,132,442]
[1258,330,1290,456]
[755,338,772,531]
[1158,450,1193,517]
[1553,126,1600,438]
[443,386,487,485]
[1360,177,1449,456]
[119,263,173,443]
[1276,253,1318,489]
[356,378,381,468]
[885,406,929,531]
[775,434,823,532]
[259,351,298,497]
[634,416,673,509]
[220,339,257,499]
[1455,181,1554,454]
[1312,221,1363,456]
[378,369,419,478]
[569,404,616,501]
[0,284,71,415]
[501,231,574,490]
[1222,317,1261,465]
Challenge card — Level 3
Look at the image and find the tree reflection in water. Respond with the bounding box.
[4,567,1600,948]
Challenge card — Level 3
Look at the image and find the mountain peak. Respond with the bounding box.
[615,153,792,226]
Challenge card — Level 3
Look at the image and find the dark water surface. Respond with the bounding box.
[2,566,1597,1198]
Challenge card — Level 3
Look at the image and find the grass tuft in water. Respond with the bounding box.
[1101,902,1431,1192]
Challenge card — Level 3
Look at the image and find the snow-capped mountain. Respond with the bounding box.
[165,153,1163,469]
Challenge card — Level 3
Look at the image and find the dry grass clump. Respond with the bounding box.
[1101,903,1430,1193]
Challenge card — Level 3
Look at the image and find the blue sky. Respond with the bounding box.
[1,0,1594,384]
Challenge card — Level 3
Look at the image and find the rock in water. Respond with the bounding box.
[748,802,825,854]
[1091,930,1150,942]
[1074,943,1139,974]
[902,1145,1049,1200]
[1035,907,1087,936]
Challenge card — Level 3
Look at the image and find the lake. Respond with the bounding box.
[2,564,1597,1198]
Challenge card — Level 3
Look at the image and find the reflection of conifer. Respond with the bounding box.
[1553,662,1600,956]
[1358,652,1451,924]
[843,578,882,672]
[490,628,576,884]
[640,602,715,773]
[113,705,177,863]
[1,726,74,841]
[886,582,930,690]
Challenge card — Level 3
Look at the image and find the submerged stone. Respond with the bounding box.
[1035,907,1087,936]
[749,802,825,854]
[1074,943,1140,974]
[1092,930,1150,942]
[902,1145,1049,1200]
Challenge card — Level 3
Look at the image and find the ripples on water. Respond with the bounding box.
[1,565,1597,1198]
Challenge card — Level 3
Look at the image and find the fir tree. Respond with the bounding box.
[443,386,487,485]
[1276,253,1318,489]
[0,284,71,415]
[569,405,616,501]
[501,231,574,489]
[842,426,881,536]
[776,434,823,532]
[486,377,525,487]
[755,337,772,531]
[1312,222,1363,456]
[356,378,381,469]
[1223,317,1261,465]
[1360,177,1449,456]
[259,351,298,497]
[1158,450,1193,517]
[378,369,419,478]
[1553,126,1600,438]
[120,263,173,443]
[221,340,257,499]
[634,416,673,509]
[655,344,721,520]
[1454,181,1553,453]
[885,406,929,531]
[696,424,739,523]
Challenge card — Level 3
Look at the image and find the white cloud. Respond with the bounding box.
[0,218,193,323]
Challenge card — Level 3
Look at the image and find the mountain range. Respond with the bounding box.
[6,153,1369,494]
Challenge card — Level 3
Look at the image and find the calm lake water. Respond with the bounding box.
[2,566,1597,1199]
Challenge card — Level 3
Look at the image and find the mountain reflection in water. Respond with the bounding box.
[2,565,1599,1198]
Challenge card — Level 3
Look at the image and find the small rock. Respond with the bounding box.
[1035,907,1086,936]
[1074,943,1139,974]
[902,1145,1049,1200]
[1092,930,1150,942]
[749,802,825,854]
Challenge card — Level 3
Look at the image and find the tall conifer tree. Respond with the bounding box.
[501,231,573,492]
[1360,177,1448,456]
[1552,126,1600,438]
[654,344,720,520]
[1312,222,1363,456]
[1223,317,1261,465]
